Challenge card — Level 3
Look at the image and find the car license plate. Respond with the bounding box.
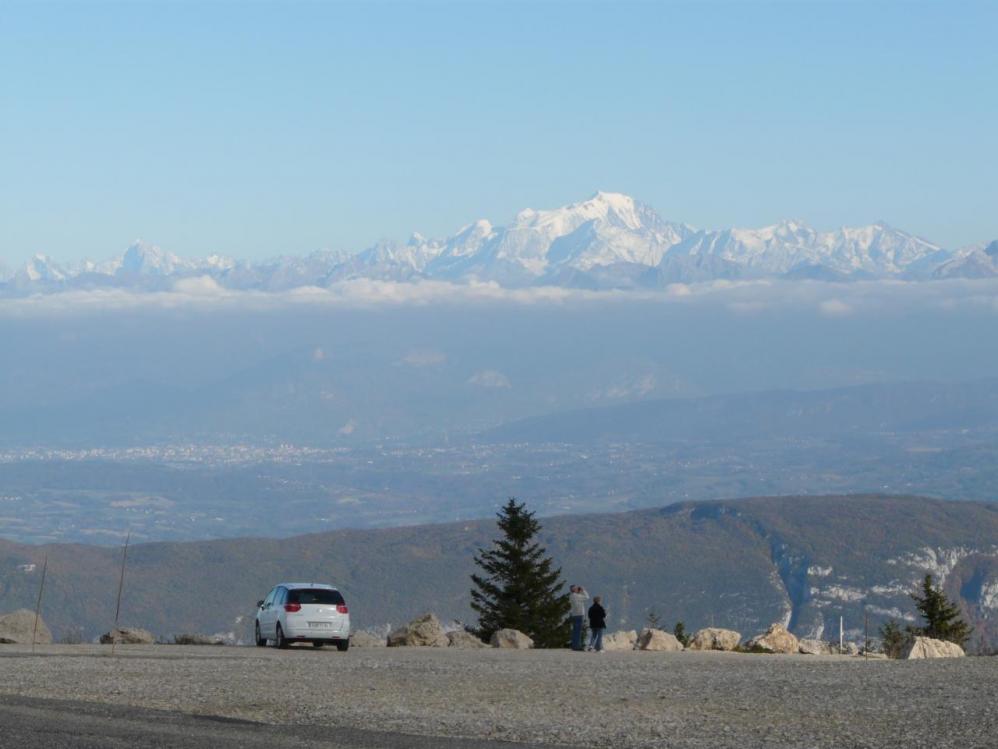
[308,621,333,628]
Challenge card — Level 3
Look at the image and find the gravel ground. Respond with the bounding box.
[1,644,996,748]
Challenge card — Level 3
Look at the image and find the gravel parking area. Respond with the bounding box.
[1,644,996,748]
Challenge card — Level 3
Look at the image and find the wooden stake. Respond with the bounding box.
[32,555,48,654]
[111,532,130,656]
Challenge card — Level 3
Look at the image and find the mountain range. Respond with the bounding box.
[3,193,996,295]
[1,495,996,652]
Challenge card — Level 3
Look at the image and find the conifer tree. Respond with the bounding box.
[470,498,570,647]
[673,620,690,647]
[910,574,972,647]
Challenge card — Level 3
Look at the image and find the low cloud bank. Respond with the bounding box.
[1,277,997,318]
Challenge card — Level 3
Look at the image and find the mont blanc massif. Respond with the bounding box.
[3,192,996,293]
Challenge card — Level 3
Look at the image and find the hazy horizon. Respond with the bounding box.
[2,2,997,266]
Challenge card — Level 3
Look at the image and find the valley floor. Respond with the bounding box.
[0,644,996,748]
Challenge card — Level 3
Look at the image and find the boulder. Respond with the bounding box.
[688,627,741,652]
[602,630,638,651]
[0,609,52,645]
[842,641,861,656]
[100,627,155,645]
[798,638,832,655]
[903,636,965,659]
[490,628,533,649]
[349,631,387,648]
[746,623,799,654]
[636,628,684,652]
[386,613,448,647]
[447,629,487,648]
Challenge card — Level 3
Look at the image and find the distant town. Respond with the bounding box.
[1,425,994,545]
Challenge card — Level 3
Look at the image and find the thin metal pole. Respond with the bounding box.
[864,611,869,659]
[839,615,844,654]
[32,555,48,654]
[111,532,130,656]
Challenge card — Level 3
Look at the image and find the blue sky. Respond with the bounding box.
[1,0,996,266]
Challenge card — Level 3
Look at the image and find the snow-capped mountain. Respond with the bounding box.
[13,254,69,286]
[330,235,445,282]
[1,193,992,296]
[108,241,236,278]
[659,220,945,280]
[933,240,998,279]
[422,192,693,285]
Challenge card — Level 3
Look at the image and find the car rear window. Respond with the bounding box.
[287,588,345,605]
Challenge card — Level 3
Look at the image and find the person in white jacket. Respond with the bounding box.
[568,585,590,651]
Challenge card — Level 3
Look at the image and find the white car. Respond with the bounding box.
[255,582,351,650]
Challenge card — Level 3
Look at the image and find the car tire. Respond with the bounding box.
[255,623,267,647]
[275,624,289,649]
[312,641,324,648]
[336,638,350,652]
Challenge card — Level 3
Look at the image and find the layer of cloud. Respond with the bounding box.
[172,275,225,296]
[467,369,512,389]
[818,298,853,318]
[1,277,997,319]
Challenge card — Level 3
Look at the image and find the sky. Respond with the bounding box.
[1,0,996,267]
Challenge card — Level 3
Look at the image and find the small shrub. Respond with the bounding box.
[879,619,910,659]
[173,634,225,646]
[733,642,771,654]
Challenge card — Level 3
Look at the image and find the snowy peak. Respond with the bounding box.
[515,191,643,232]
[484,191,693,275]
[0,193,988,294]
[112,241,235,277]
[17,254,67,284]
[669,220,942,279]
[933,239,998,279]
[117,241,182,275]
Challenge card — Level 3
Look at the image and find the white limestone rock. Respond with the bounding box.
[602,630,638,651]
[798,638,833,655]
[100,627,155,645]
[490,628,533,649]
[387,613,449,647]
[447,629,487,649]
[0,609,52,645]
[903,636,965,659]
[636,628,684,652]
[746,623,799,654]
[842,641,861,656]
[688,627,741,652]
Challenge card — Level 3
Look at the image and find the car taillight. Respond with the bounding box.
[284,602,301,612]
[337,604,348,614]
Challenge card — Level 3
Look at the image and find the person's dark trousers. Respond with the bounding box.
[570,616,583,650]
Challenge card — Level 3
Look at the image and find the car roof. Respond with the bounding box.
[276,582,339,590]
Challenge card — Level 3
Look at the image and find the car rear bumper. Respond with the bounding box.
[284,621,350,641]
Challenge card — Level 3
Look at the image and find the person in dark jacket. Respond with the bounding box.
[587,596,606,652]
